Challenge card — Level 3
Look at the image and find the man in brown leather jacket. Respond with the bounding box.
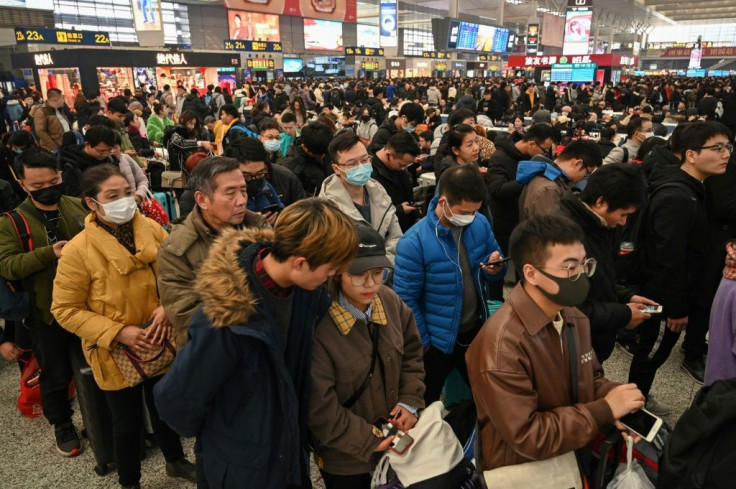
[466,214,645,472]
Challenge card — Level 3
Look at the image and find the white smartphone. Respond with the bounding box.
[643,305,663,314]
[620,408,663,443]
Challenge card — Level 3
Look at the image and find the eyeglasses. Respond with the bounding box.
[533,141,552,153]
[337,155,372,168]
[348,268,390,287]
[242,170,266,182]
[262,134,281,141]
[697,143,734,154]
[584,166,595,178]
[536,258,597,281]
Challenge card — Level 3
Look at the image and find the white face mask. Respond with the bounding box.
[94,196,137,225]
[639,131,653,141]
[444,201,475,227]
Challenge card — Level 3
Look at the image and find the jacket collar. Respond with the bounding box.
[84,212,159,275]
[319,174,391,222]
[506,283,557,336]
[516,159,570,185]
[329,294,388,336]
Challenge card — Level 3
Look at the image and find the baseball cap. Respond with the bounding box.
[348,224,392,275]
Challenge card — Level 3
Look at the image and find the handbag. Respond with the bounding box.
[478,325,585,489]
[371,401,476,489]
[110,320,176,387]
[139,189,169,228]
[17,350,76,419]
[161,170,185,189]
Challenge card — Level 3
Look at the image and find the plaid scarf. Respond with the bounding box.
[724,242,736,280]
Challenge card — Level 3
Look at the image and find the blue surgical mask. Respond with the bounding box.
[405,125,416,133]
[345,163,373,186]
[264,139,281,153]
[13,148,22,155]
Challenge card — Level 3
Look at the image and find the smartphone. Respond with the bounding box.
[373,418,399,438]
[482,256,511,267]
[643,305,663,314]
[261,204,282,215]
[389,431,414,456]
[620,408,663,443]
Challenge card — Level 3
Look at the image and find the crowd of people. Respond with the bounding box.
[1,73,736,489]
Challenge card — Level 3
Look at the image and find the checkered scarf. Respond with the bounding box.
[724,241,736,280]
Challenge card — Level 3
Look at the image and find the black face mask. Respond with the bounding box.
[361,115,371,122]
[246,178,265,197]
[29,183,65,206]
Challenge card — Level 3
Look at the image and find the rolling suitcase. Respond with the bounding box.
[69,343,116,476]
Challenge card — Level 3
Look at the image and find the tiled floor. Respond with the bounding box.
[0,336,699,488]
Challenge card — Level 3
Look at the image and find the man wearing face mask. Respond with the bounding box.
[319,132,403,263]
[256,120,307,206]
[0,147,87,457]
[602,116,652,165]
[466,214,644,474]
[368,102,424,154]
[393,165,506,404]
[283,121,334,197]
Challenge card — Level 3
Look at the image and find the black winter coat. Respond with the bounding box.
[485,138,527,252]
[181,94,208,121]
[370,154,417,232]
[558,193,633,361]
[282,143,333,197]
[269,161,306,206]
[58,144,116,197]
[369,116,399,154]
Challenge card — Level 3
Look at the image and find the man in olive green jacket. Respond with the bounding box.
[0,148,86,456]
[157,157,267,351]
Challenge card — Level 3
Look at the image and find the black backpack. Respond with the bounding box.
[657,378,736,489]
[615,180,692,286]
[0,211,33,320]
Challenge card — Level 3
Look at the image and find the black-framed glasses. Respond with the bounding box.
[534,140,553,154]
[347,268,390,287]
[584,166,595,178]
[536,258,597,281]
[337,155,372,168]
[697,143,733,154]
[242,170,267,182]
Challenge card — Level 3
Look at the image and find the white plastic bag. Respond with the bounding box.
[606,436,655,489]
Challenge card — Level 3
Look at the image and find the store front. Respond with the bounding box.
[505,54,639,85]
[406,59,431,78]
[11,49,242,99]
[386,59,406,78]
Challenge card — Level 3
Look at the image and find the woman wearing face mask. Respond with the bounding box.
[308,224,425,489]
[356,108,378,145]
[51,164,195,489]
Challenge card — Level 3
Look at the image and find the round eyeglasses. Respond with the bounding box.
[535,258,597,281]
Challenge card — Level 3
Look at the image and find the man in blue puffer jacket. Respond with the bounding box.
[394,165,506,403]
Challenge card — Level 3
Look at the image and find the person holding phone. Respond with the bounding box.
[51,164,195,488]
[308,224,425,489]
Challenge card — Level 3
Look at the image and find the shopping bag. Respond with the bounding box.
[140,189,169,228]
[607,436,655,489]
[17,353,43,418]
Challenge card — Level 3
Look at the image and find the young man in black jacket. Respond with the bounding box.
[486,123,555,253]
[282,121,334,196]
[558,164,657,362]
[368,102,424,154]
[371,131,421,232]
[628,121,733,415]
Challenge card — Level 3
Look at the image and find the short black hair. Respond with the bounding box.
[123,111,136,127]
[669,123,688,155]
[626,116,648,138]
[559,140,603,169]
[580,163,646,212]
[47,88,62,99]
[258,119,281,133]
[7,130,34,149]
[107,97,128,115]
[85,125,116,148]
[509,214,584,283]
[448,109,475,129]
[523,123,555,144]
[14,147,58,179]
[301,121,333,156]
[681,121,733,155]
[87,115,115,129]
[226,136,268,164]
[418,130,434,143]
[220,104,239,119]
[280,111,297,124]
[373,87,384,97]
[398,103,425,125]
[385,131,420,157]
[438,165,486,205]
[328,132,362,164]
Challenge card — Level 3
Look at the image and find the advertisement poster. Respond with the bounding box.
[562,10,591,55]
[131,0,162,31]
[223,0,356,22]
[527,24,539,54]
[380,0,397,47]
[357,24,380,48]
[284,58,304,72]
[541,13,564,48]
[303,18,343,51]
[227,10,280,41]
[134,67,156,87]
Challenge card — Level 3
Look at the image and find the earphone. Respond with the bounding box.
[434,199,461,272]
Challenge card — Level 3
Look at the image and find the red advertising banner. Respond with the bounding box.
[508,53,638,68]
[224,0,356,22]
[661,46,736,58]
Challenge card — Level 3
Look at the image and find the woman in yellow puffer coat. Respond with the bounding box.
[52,164,195,489]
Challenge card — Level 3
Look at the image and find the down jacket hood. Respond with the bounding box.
[195,226,275,329]
[515,155,569,185]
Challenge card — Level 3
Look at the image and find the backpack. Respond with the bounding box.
[5,100,23,123]
[208,94,220,116]
[657,378,736,489]
[0,211,33,320]
[615,180,692,286]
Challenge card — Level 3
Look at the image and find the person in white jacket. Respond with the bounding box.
[318,132,402,262]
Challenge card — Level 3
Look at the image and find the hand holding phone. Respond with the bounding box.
[642,305,662,314]
[619,408,663,443]
[482,256,511,267]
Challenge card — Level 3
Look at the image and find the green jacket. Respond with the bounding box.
[0,197,86,325]
[146,113,174,146]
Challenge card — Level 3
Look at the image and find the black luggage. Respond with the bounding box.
[69,344,116,476]
[146,160,166,191]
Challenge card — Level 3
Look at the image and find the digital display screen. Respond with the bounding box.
[562,9,592,55]
[227,10,280,42]
[357,24,380,48]
[447,20,511,53]
[283,58,304,72]
[303,18,343,51]
[550,63,597,82]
